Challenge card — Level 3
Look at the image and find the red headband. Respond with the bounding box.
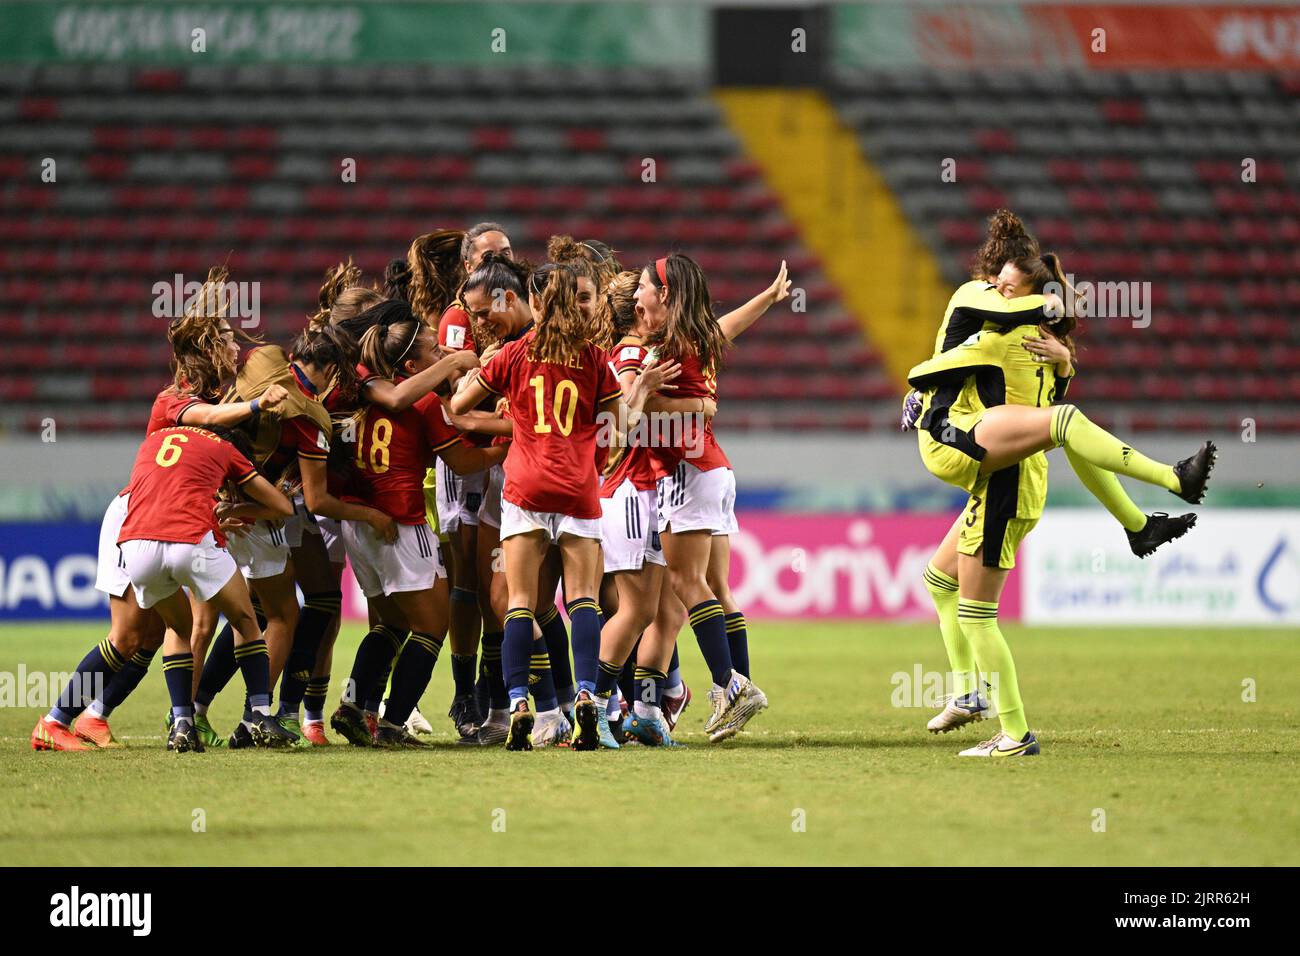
[655,257,669,287]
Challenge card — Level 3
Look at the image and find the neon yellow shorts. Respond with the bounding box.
[957,477,1039,570]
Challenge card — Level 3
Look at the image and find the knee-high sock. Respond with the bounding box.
[595,659,623,701]
[88,647,157,719]
[724,611,750,678]
[957,599,1028,740]
[503,609,535,709]
[234,639,272,714]
[47,637,126,725]
[537,604,574,703]
[565,598,601,695]
[1051,405,1179,492]
[617,651,637,704]
[665,644,683,695]
[162,652,195,720]
[1063,447,1148,533]
[279,591,341,716]
[688,600,733,688]
[344,624,403,708]
[384,631,444,727]
[365,627,405,713]
[529,636,559,712]
[479,630,508,709]
[924,564,975,699]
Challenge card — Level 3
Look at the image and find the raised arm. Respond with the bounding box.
[448,370,492,416]
[717,260,790,342]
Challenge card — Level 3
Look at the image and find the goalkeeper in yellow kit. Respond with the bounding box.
[905,251,1216,757]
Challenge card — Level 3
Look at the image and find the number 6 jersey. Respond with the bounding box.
[478,330,621,518]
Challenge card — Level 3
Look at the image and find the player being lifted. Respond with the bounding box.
[906,247,1216,757]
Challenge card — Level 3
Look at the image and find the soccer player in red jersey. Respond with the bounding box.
[451,261,676,751]
[328,303,506,746]
[637,253,790,742]
[34,270,285,751]
[90,424,293,751]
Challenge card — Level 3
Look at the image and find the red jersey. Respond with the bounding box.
[646,349,730,478]
[118,426,258,545]
[600,336,657,495]
[439,303,475,353]
[479,332,620,518]
[146,387,205,435]
[345,384,461,524]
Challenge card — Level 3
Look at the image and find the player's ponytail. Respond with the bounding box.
[528,263,587,367]
[292,323,360,406]
[972,208,1041,281]
[642,252,727,374]
[600,270,640,339]
[357,300,423,379]
[309,259,365,328]
[406,229,467,325]
[383,258,413,303]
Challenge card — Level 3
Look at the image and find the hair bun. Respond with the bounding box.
[988,208,1027,240]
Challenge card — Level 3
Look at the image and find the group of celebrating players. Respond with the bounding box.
[32,221,789,753]
[30,209,1216,759]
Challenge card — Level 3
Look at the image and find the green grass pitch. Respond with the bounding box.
[2,621,1297,866]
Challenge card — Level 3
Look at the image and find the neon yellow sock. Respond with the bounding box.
[923,563,975,698]
[1063,447,1147,533]
[957,599,1029,740]
[1051,405,1180,492]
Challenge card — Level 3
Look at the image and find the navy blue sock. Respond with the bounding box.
[564,598,602,695]
[480,630,507,709]
[162,652,195,720]
[450,653,477,699]
[633,666,667,710]
[688,600,732,687]
[48,637,125,725]
[92,646,157,718]
[667,643,682,689]
[537,604,574,702]
[502,609,534,708]
[384,631,443,726]
[345,624,402,707]
[367,628,405,712]
[279,590,340,715]
[617,651,637,705]
[529,635,558,712]
[724,611,750,679]
[234,639,271,711]
[595,659,622,700]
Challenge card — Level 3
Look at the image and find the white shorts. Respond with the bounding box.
[500,501,603,544]
[436,458,486,533]
[227,519,291,580]
[600,481,665,573]
[120,532,236,609]
[342,520,446,598]
[656,463,738,536]
[477,463,504,530]
[95,493,131,597]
